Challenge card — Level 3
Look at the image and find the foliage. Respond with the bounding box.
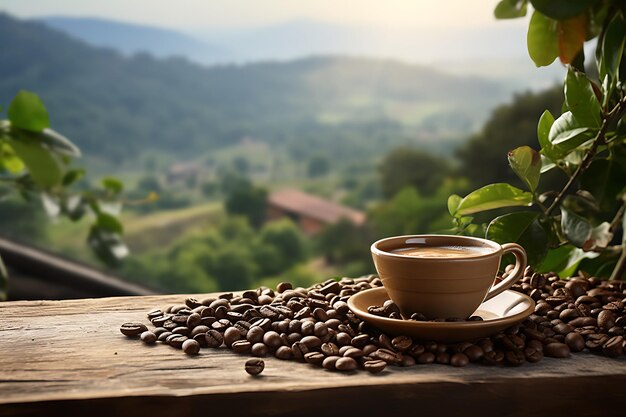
[307,154,330,178]
[0,91,129,298]
[452,0,626,279]
[121,217,307,292]
[457,87,564,190]
[223,177,268,228]
[379,147,450,198]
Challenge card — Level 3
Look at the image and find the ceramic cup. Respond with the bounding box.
[371,234,527,319]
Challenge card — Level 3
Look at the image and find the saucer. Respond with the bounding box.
[347,287,535,342]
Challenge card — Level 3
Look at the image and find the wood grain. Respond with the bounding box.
[1,294,625,417]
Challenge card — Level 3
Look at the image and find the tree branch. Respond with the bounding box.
[546,95,626,216]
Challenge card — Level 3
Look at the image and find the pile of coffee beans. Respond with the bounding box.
[367,301,484,322]
[120,267,626,372]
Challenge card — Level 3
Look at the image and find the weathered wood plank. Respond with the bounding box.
[1,294,625,416]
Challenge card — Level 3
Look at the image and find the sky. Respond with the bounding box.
[0,0,516,30]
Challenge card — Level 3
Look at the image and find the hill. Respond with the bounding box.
[39,16,229,64]
[0,13,509,166]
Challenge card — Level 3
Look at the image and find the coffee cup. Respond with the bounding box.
[370,234,526,319]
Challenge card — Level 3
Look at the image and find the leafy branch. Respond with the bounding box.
[0,91,132,299]
[450,0,626,279]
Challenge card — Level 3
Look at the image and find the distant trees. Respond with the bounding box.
[379,147,450,198]
[307,154,330,178]
[457,86,563,189]
[223,177,268,228]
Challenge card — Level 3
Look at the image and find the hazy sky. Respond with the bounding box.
[0,0,516,30]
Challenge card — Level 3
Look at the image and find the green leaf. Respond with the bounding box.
[0,143,25,173]
[530,0,595,20]
[456,183,533,215]
[62,168,85,186]
[494,0,527,19]
[540,154,556,173]
[537,109,561,160]
[561,207,592,247]
[102,177,123,195]
[564,68,602,127]
[88,226,129,265]
[580,159,620,211]
[96,212,124,234]
[598,13,626,81]
[508,146,541,191]
[6,134,64,188]
[447,194,462,216]
[0,254,7,301]
[486,211,539,243]
[487,212,548,267]
[549,111,595,148]
[527,11,559,67]
[538,245,598,277]
[7,91,50,132]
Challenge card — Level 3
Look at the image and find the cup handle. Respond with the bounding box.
[484,243,527,302]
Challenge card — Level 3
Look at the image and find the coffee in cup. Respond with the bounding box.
[371,235,526,319]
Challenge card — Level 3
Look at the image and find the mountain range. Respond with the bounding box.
[0,12,519,170]
[38,15,564,90]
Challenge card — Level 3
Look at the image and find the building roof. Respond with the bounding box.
[268,189,366,225]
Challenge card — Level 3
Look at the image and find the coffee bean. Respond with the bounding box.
[598,310,616,330]
[351,334,370,348]
[291,341,309,359]
[250,343,268,357]
[524,347,543,363]
[275,346,293,360]
[224,327,242,347]
[232,340,252,353]
[120,322,148,337]
[544,342,570,358]
[463,345,484,362]
[417,352,436,364]
[364,360,387,373]
[245,358,265,375]
[172,326,190,336]
[304,352,325,366]
[391,335,412,352]
[436,352,450,364]
[314,322,328,337]
[505,350,525,366]
[300,335,322,349]
[205,330,224,348]
[186,313,201,328]
[147,309,164,319]
[190,325,210,338]
[140,331,157,344]
[335,357,357,371]
[603,336,624,357]
[182,339,200,355]
[276,282,293,293]
[450,353,469,367]
[373,348,400,364]
[263,331,282,349]
[167,334,187,348]
[343,347,365,358]
[157,331,172,342]
[322,356,341,370]
[564,332,585,352]
[321,342,340,356]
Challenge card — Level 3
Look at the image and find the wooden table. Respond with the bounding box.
[1,294,625,417]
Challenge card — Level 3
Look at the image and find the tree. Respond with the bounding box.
[450,0,626,279]
[224,181,268,228]
[307,154,330,178]
[457,87,564,189]
[257,219,306,272]
[379,147,449,198]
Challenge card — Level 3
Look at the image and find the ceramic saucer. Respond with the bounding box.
[347,287,535,342]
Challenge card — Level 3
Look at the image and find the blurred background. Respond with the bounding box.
[0,0,567,297]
